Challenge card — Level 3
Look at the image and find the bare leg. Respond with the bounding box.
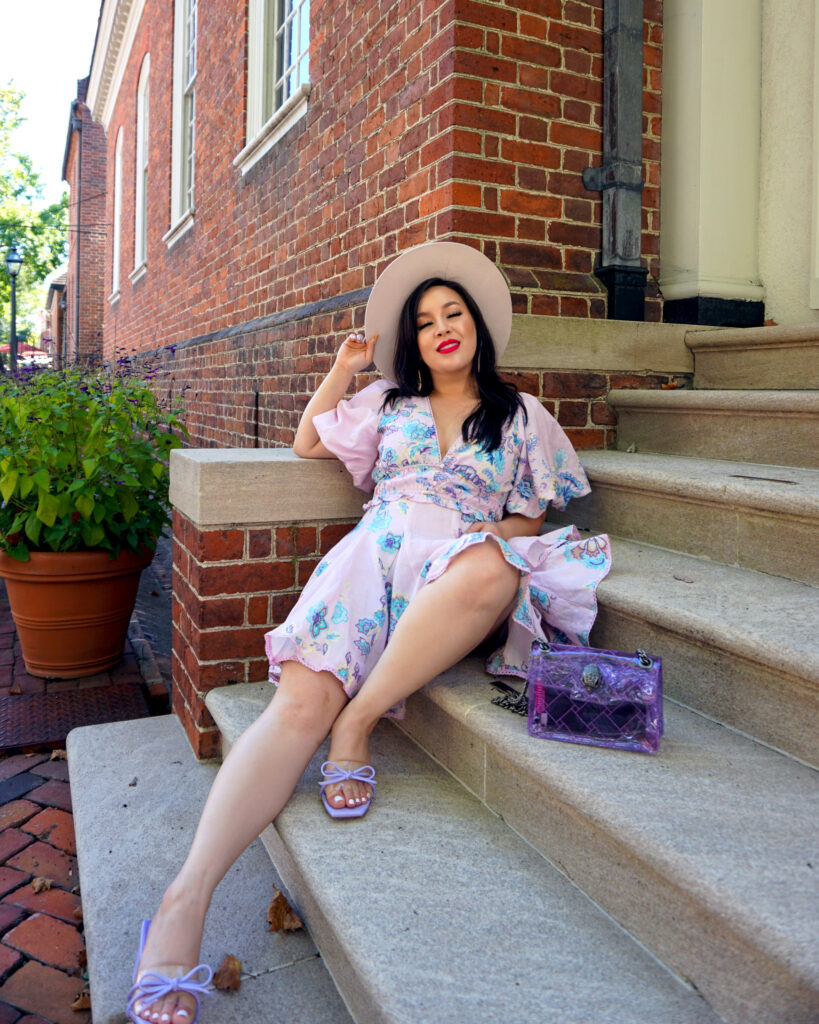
[324,542,520,808]
[132,663,347,1024]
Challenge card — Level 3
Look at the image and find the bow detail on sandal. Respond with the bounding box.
[127,920,213,1023]
[318,761,376,819]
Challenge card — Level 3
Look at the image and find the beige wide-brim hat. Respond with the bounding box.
[364,241,512,380]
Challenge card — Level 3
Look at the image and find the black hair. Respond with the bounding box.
[382,277,525,452]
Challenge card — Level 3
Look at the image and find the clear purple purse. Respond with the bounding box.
[526,640,663,754]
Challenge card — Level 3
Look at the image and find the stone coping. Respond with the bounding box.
[686,322,819,351]
[506,314,696,372]
[170,448,367,527]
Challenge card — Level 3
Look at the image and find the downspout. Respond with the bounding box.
[582,0,648,320]
[71,101,83,362]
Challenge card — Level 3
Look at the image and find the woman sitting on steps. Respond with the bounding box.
[127,241,611,1024]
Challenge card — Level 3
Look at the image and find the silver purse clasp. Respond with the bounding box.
[582,663,602,693]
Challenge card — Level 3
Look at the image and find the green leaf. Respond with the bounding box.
[75,493,95,520]
[152,461,164,479]
[31,468,50,491]
[24,512,42,545]
[36,492,59,527]
[82,459,97,478]
[120,490,139,523]
[19,475,34,498]
[81,523,105,547]
[0,471,18,503]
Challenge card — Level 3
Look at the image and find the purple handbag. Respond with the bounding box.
[524,640,663,754]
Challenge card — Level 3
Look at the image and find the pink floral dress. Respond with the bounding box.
[265,380,611,715]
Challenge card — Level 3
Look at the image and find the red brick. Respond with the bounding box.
[3,914,83,972]
[200,597,246,629]
[0,961,89,1024]
[564,427,608,449]
[247,596,270,625]
[3,885,81,926]
[26,781,71,814]
[248,530,272,559]
[0,869,30,899]
[7,844,77,891]
[0,945,21,981]
[20,810,75,857]
[591,401,618,426]
[557,401,589,427]
[541,372,607,399]
[317,524,354,554]
[196,626,269,661]
[0,804,38,832]
[0,830,33,864]
[194,561,295,597]
[0,757,48,785]
[193,529,245,562]
[0,904,23,934]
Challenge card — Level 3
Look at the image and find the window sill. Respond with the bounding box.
[234,83,312,176]
[108,289,121,306]
[162,208,195,250]
[129,262,147,285]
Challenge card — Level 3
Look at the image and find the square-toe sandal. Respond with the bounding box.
[318,760,377,818]
[127,919,213,1024]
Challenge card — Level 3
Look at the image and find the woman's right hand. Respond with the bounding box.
[334,333,379,376]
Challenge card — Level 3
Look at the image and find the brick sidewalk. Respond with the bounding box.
[0,572,170,1023]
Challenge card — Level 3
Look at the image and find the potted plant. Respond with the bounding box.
[0,361,186,678]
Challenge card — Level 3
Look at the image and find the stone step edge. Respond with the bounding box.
[686,323,819,352]
[394,669,818,1023]
[609,389,819,412]
[207,685,726,1024]
[577,450,819,518]
[593,538,819,685]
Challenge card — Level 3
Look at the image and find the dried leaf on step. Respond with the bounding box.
[266,888,304,932]
[77,948,87,970]
[71,987,92,1011]
[213,954,242,992]
[50,749,68,760]
[73,906,84,923]
[32,877,53,893]
[9,683,21,695]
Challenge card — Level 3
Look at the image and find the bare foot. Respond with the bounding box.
[129,888,210,1024]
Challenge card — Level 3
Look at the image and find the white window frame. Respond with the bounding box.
[131,55,150,283]
[110,128,123,303]
[164,0,197,248]
[234,0,311,176]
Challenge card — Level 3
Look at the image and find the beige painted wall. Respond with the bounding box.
[758,0,819,325]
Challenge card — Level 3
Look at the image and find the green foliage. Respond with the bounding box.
[0,365,187,561]
[0,84,68,316]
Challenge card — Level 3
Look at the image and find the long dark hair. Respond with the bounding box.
[382,277,525,452]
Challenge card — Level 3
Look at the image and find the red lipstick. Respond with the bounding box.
[436,340,460,353]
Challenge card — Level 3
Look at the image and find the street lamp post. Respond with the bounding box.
[4,244,24,373]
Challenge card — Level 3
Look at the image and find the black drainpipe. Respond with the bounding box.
[71,101,83,361]
[582,0,648,320]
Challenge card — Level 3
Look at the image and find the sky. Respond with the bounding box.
[2,0,103,205]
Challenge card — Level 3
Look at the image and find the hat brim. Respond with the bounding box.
[364,242,512,380]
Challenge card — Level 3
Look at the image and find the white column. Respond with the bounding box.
[660,0,764,307]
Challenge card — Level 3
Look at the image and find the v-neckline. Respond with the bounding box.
[425,395,475,462]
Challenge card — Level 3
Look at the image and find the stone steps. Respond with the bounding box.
[66,715,352,1024]
[588,538,819,767]
[207,684,724,1024]
[609,389,819,468]
[687,323,819,390]
[549,450,819,586]
[392,664,819,1024]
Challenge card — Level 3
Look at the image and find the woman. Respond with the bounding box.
[128,242,610,1024]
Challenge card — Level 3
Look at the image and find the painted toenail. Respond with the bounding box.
[177,1013,190,1020]
[161,1015,170,1022]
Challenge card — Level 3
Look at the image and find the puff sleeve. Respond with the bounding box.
[312,379,391,491]
[504,392,591,515]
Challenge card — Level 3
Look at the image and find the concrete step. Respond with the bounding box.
[687,323,819,390]
[208,684,724,1024]
[588,537,818,767]
[394,665,819,1024]
[66,715,352,1024]
[549,450,819,585]
[609,389,819,469]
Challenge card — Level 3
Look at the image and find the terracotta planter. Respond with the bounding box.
[0,547,155,679]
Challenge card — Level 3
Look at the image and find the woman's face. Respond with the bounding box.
[414,285,478,377]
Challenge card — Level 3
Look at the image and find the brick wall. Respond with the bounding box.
[172,509,358,758]
[87,0,666,449]
[63,80,107,365]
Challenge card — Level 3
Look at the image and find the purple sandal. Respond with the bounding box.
[127,920,213,1023]
[318,761,377,818]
